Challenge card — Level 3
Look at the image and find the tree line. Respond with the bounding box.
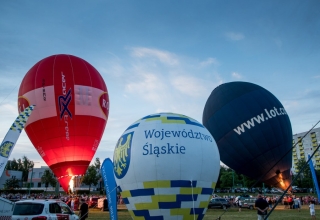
[217,159,320,191]
[4,156,320,192]
[3,156,102,192]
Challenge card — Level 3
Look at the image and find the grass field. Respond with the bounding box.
[77,205,316,219]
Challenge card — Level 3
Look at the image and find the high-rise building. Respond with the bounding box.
[292,127,320,172]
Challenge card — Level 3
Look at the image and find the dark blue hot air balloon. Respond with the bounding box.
[203,81,292,189]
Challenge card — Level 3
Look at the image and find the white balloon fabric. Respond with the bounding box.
[0,105,35,176]
[113,113,220,220]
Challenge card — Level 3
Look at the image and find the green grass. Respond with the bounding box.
[79,205,316,219]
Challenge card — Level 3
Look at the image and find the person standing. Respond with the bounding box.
[255,194,269,220]
[71,198,75,211]
[238,199,242,212]
[294,197,301,212]
[79,199,89,220]
[309,200,316,220]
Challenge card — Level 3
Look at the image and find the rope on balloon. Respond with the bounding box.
[0,82,19,106]
[247,119,320,192]
[264,141,320,220]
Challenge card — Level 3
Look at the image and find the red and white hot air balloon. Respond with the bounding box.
[18,54,109,192]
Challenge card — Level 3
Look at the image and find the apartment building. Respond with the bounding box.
[292,127,320,172]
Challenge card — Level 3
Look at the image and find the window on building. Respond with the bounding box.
[38,182,42,187]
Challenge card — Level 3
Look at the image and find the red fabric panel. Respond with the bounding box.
[58,175,72,193]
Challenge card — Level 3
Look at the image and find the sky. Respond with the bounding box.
[0,1,319,168]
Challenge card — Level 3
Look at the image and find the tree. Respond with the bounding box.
[94,158,101,170]
[41,170,57,191]
[3,177,21,190]
[293,159,313,188]
[82,164,101,192]
[216,165,258,190]
[5,156,34,182]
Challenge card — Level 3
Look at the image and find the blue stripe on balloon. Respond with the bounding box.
[177,194,198,202]
[171,180,197,187]
[158,201,181,209]
[122,198,129,204]
[130,188,155,197]
[125,123,140,131]
[132,210,164,220]
[166,117,204,127]
[201,188,214,195]
[141,115,161,120]
[190,208,205,215]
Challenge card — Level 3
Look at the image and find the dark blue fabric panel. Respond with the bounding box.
[122,198,129,204]
[176,194,198,202]
[132,210,164,220]
[201,188,213,195]
[158,201,181,209]
[171,180,197,187]
[190,208,205,215]
[130,188,155,197]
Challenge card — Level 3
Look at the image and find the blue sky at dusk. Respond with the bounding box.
[0,1,319,167]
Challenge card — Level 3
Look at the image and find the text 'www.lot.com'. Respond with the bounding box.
[234,107,287,135]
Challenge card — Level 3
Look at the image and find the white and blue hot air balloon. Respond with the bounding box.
[113,113,220,220]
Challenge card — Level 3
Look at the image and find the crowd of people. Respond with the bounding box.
[215,193,318,219]
[1,192,319,219]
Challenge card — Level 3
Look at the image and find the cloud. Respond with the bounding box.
[231,72,242,79]
[282,88,320,134]
[171,75,211,98]
[225,32,245,41]
[119,47,223,119]
[200,58,219,67]
[125,72,169,105]
[129,47,179,66]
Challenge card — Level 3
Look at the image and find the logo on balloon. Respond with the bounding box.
[58,88,73,119]
[17,96,30,113]
[99,92,109,118]
[0,141,14,158]
[113,131,133,179]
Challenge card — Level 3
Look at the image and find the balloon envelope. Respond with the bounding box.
[114,113,220,219]
[203,81,292,189]
[18,54,109,192]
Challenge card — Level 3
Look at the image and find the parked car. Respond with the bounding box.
[12,199,79,220]
[241,198,256,210]
[208,198,231,210]
[271,188,284,193]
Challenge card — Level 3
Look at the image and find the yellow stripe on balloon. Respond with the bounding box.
[120,190,132,198]
[143,180,171,188]
[200,200,210,208]
[180,187,202,194]
[135,201,159,210]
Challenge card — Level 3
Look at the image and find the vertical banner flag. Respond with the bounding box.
[101,158,118,220]
[308,154,320,201]
[0,105,35,176]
